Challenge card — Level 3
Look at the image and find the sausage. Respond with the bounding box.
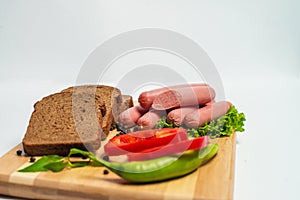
[166,100,216,126]
[166,107,198,126]
[152,85,215,110]
[137,110,166,129]
[117,105,148,128]
[138,83,208,110]
[205,100,215,106]
[183,101,232,128]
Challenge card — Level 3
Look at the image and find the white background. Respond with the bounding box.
[0,0,299,199]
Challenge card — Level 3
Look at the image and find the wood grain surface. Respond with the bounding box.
[0,132,236,200]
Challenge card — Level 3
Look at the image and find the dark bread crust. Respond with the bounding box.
[23,142,99,156]
[23,92,105,156]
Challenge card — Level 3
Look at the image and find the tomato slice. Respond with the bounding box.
[104,128,188,156]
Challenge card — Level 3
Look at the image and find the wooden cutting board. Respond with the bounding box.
[0,133,236,200]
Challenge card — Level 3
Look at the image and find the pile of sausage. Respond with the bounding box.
[117,83,231,130]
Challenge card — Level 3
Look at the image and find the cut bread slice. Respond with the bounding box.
[61,85,122,139]
[22,92,105,156]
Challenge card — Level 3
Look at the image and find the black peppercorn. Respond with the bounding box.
[29,157,36,163]
[102,155,109,161]
[103,169,109,175]
[16,150,22,156]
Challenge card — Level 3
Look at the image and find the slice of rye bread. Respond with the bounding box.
[61,85,122,139]
[22,92,105,156]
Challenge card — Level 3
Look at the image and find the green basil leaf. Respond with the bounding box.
[18,155,64,172]
[69,148,90,156]
[69,161,90,168]
[67,148,104,167]
[44,160,68,172]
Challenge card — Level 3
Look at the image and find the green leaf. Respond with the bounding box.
[68,161,90,168]
[69,148,90,155]
[44,160,68,172]
[18,149,102,173]
[67,148,104,167]
[154,105,246,139]
[18,155,64,172]
[154,117,176,129]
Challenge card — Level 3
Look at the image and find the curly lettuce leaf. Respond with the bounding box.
[155,105,246,138]
[155,117,176,129]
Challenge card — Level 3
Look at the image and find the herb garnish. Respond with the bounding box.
[155,105,246,138]
[18,149,102,173]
